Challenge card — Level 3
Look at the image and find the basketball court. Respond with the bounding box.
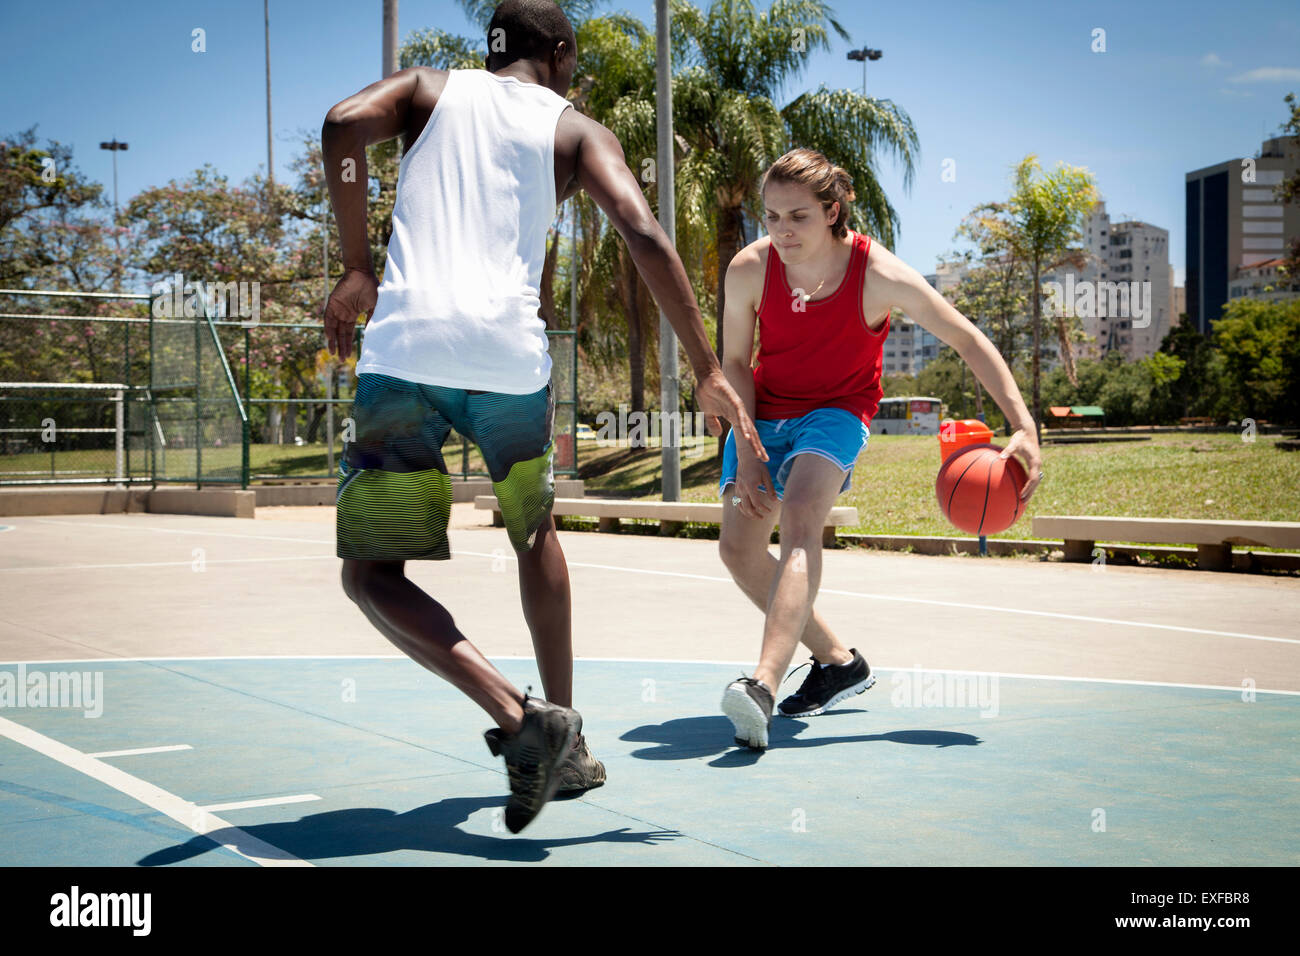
[1,507,1296,866]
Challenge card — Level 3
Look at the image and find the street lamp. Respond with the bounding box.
[98,138,128,214]
[99,138,128,285]
[845,47,883,96]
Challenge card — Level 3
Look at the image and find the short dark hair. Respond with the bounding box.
[486,0,576,70]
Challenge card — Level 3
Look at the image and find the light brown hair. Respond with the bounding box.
[760,148,856,239]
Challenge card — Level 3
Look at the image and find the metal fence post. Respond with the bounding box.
[194,311,202,489]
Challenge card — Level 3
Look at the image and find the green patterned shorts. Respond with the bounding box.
[336,373,554,561]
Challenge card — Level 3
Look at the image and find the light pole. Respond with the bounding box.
[655,0,680,500]
[383,0,398,77]
[845,46,883,96]
[99,138,128,285]
[264,0,273,187]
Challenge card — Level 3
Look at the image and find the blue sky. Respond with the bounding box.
[3,0,1298,289]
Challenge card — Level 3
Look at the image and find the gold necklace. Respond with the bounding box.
[801,272,828,302]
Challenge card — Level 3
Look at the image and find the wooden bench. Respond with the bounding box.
[475,496,860,545]
[1032,515,1300,571]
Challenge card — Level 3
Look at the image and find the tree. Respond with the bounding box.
[979,155,1098,442]
[1158,318,1219,421]
[0,126,113,288]
[1211,297,1300,425]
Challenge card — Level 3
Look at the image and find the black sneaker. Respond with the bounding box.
[556,733,607,792]
[721,677,775,749]
[483,695,581,833]
[777,648,876,717]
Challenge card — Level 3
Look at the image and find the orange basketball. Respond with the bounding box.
[935,443,1028,535]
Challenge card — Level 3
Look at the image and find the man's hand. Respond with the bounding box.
[323,268,378,361]
[695,368,768,462]
[733,454,779,519]
[1000,427,1043,502]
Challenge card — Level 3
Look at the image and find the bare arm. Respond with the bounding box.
[320,68,433,357]
[721,256,760,459]
[576,119,766,460]
[575,121,716,377]
[874,247,1043,499]
[720,252,778,514]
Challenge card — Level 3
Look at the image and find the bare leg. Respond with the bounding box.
[719,484,852,669]
[341,559,525,733]
[746,455,848,691]
[515,514,573,707]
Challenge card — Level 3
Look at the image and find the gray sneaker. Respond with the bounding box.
[721,677,775,749]
[556,733,607,792]
[483,695,581,833]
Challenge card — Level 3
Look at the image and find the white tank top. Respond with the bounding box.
[355,69,573,393]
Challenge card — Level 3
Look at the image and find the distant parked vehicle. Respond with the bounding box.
[870,396,945,435]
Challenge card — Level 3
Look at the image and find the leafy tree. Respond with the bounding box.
[1211,297,1300,425]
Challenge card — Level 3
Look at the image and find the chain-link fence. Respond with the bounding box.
[0,287,579,486]
[0,289,152,485]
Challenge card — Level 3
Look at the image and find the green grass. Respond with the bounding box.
[577,432,1300,539]
[7,433,1297,544]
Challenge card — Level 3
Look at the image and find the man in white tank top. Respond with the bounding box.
[320,0,768,833]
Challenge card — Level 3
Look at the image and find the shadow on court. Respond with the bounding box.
[620,714,983,766]
[137,796,681,866]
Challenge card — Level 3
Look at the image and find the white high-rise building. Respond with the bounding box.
[1042,200,1171,362]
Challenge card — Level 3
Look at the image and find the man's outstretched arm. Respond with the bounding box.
[320,68,434,359]
[575,120,767,460]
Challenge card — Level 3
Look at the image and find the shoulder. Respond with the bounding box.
[559,109,618,156]
[725,235,773,298]
[862,236,928,318]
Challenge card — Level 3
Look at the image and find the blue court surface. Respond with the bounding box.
[2,656,1296,866]
[0,510,1297,867]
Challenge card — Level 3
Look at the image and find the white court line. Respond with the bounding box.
[9,520,1295,644]
[88,744,193,758]
[0,554,334,573]
[0,654,1297,697]
[200,794,321,813]
[25,517,331,546]
[0,715,311,867]
[452,549,1300,646]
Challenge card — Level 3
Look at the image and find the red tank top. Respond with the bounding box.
[752,230,890,424]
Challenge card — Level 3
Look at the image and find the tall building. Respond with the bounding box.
[1170,266,1186,330]
[1041,200,1171,362]
[1185,134,1300,334]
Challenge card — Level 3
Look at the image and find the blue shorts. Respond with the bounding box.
[719,406,870,501]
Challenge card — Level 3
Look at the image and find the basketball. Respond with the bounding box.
[935,443,1028,535]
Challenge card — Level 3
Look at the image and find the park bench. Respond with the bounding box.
[1032,515,1300,571]
[475,496,860,545]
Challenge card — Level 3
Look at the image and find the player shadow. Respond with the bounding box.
[621,715,982,767]
[135,794,680,866]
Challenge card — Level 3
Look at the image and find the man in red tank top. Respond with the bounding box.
[718,149,1043,750]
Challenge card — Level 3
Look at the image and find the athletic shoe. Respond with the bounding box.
[483,694,581,833]
[721,677,775,749]
[556,733,607,792]
[777,648,876,717]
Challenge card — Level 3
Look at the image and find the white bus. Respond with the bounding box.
[871,396,946,435]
